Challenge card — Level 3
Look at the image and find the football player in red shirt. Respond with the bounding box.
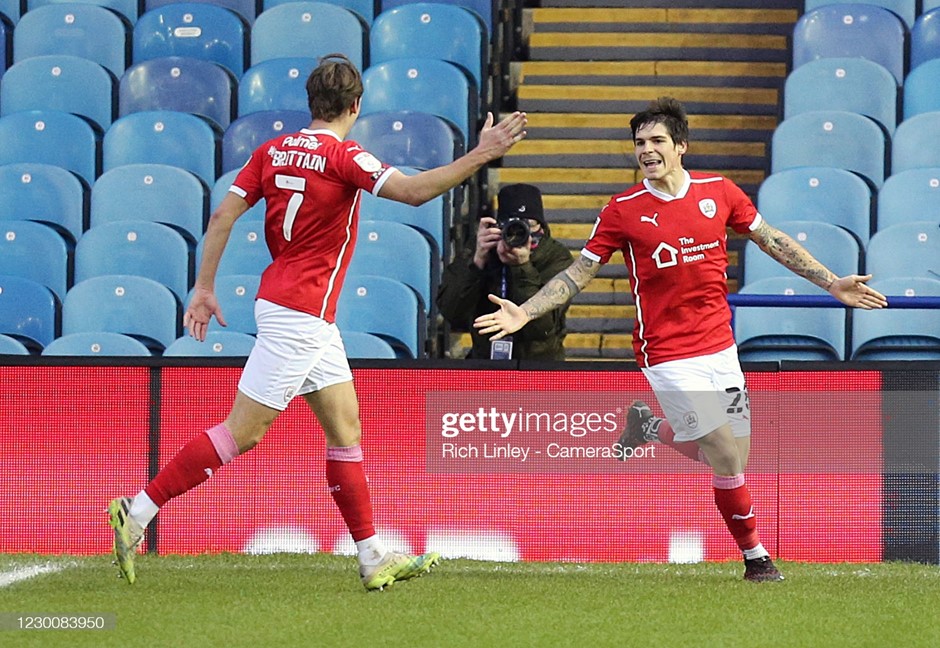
[108,54,527,590]
[475,97,886,582]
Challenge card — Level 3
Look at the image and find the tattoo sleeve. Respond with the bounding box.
[521,256,600,320]
[749,221,838,289]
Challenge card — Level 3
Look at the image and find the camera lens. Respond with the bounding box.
[500,218,530,248]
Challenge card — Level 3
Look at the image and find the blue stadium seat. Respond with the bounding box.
[792,4,905,84]
[361,59,475,148]
[851,277,940,360]
[866,221,940,280]
[912,8,940,71]
[891,113,940,175]
[212,169,266,220]
[381,0,494,36]
[13,4,129,76]
[783,57,898,135]
[771,110,886,189]
[0,55,116,130]
[735,277,846,361]
[370,3,486,98]
[119,57,236,130]
[250,2,366,69]
[41,331,152,356]
[877,168,940,232]
[342,330,395,358]
[802,0,915,29]
[185,273,259,334]
[348,220,437,315]
[163,330,256,356]
[359,190,446,258]
[104,110,219,186]
[196,218,271,276]
[238,57,318,116]
[757,167,872,243]
[91,164,207,243]
[0,110,99,184]
[902,58,940,119]
[0,163,86,243]
[146,0,257,24]
[0,275,58,350]
[0,333,29,355]
[337,274,425,358]
[0,15,8,71]
[75,221,192,301]
[743,220,860,285]
[264,0,375,25]
[0,0,21,24]
[347,110,463,171]
[27,0,140,23]
[62,275,179,350]
[0,221,69,300]
[133,3,248,78]
[222,110,310,174]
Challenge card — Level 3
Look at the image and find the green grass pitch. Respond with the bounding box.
[1,554,938,647]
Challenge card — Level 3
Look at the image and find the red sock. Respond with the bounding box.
[144,424,238,507]
[713,474,760,551]
[326,445,376,542]
[657,419,709,464]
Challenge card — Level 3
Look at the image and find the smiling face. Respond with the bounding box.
[633,121,687,194]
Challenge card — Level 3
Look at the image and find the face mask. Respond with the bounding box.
[530,230,544,249]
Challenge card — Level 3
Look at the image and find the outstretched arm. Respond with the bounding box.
[474,255,601,339]
[749,220,887,309]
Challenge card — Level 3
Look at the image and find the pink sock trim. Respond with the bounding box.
[206,423,238,465]
[713,473,746,489]
[326,444,363,462]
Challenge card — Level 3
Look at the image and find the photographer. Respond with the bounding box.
[437,184,573,360]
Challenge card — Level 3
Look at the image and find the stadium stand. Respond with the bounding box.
[336,274,425,358]
[359,189,447,258]
[342,330,397,358]
[902,58,940,119]
[891,113,940,175]
[90,164,207,244]
[163,331,257,356]
[27,0,140,23]
[264,0,376,25]
[866,221,940,280]
[911,7,940,71]
[0,0,21,24]
[62,275,180,351]
[0,333,29,355]
[119,56,236,130]
[757,166,872,243]
[380,0,495,35]
[103,110,219,186]
[41,331,153,356]
[783,57,898,135]
[0,110,99,184]
[0,220,70,301]
[735,277,846,361]
[133,3,248,78]
[0,55,116,130]
[771,110,887,189]
[792,4,905,84]
[13,4,129,76]
[877,168,940,232]
[802,0,915,29]
[186,274,260,334]
[238,57,318,116]
[852,277,940,360]
[743,220,861,285]
[0,162,86,244]
[250,2,367,69]
[74,220,192,302]
[222,110,311,174]
[0,275,58,351]
[348,110,464,171]
[212,169,266,220]
[196,218,271,276]
[145,0,257,24]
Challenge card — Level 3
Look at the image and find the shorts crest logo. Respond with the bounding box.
[698,199,717,219]
[683,411,699,429]
[284,386,296,403]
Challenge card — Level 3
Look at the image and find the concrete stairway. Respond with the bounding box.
[485,1,800,360]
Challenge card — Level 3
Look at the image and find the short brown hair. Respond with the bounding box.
[629,97,689,147]
[306,53,363,122]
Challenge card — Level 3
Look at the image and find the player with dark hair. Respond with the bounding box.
[474,96,886,582]
[108,54,527,590]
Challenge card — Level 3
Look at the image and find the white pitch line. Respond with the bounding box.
[0,562,70,588]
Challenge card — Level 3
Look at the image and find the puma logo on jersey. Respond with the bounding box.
[640,212,660,227]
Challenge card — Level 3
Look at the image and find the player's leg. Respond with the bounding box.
[617,401,709,464]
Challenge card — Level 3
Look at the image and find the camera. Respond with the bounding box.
[498,216,531,248]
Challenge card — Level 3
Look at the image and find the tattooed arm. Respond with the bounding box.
[474,255,602,339]
[749,220,888,310]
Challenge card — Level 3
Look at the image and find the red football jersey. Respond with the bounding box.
[231,128,395,322]
[582,171,761,367]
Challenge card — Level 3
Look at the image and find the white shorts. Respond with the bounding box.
[640,345,751,442]
[238,299,353,411]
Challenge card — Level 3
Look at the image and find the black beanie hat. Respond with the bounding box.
[496,183,549,236]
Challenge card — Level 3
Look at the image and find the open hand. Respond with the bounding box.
[473,294,529,340]
[828,274,888,310]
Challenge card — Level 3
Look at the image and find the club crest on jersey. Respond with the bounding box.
[698,199,717,219]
